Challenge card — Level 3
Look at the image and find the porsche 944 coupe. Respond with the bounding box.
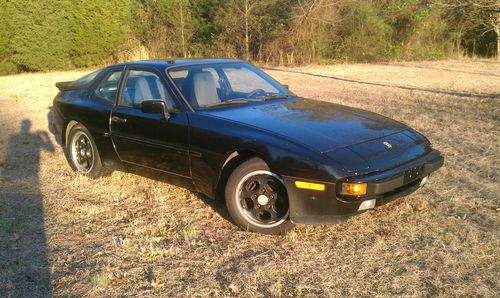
[53,59,444,234]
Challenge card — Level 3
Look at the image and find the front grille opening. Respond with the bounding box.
[378,178,422,199]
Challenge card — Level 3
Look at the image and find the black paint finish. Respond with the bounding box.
[53,59,444,224]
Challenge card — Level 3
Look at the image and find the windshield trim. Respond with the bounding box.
[164,61,290,112]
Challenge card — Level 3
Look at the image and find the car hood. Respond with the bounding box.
[203,98,431,173]
[203,98,409,152]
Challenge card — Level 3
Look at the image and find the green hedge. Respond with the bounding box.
[0,0,131,74]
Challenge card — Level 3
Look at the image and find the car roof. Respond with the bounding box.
[112,58,245,69]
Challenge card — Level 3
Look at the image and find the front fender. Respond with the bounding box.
[188,112,342,198]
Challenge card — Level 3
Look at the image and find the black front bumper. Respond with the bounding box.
[282,150,444,224]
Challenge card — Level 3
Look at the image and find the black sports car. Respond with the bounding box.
[53,59,444,234]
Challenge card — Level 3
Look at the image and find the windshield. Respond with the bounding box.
[167,62,289,110]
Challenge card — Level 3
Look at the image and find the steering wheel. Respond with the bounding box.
[247,89,266,99]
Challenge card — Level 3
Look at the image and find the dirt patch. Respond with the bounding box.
[0,61,498,296]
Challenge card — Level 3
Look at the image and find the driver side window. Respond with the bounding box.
[120,70,178,111]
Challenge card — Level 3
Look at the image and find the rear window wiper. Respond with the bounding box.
[257,94,289,101]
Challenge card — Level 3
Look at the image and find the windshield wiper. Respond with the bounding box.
[257,94,289,101]
[202,98,250,109]
[201,95,288,109]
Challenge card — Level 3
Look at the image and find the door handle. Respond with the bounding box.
[111,116,127,123]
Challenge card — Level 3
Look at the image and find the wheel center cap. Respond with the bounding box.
[80,149,86,156]
[257,195,269,206]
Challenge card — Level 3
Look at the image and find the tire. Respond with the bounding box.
[65,123,107,178]
[225,157,295,234]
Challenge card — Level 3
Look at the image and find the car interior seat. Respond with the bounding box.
[190,71,221,108]
[133,77,154,106]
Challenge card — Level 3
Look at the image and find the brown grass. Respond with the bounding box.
[0,61,499,296]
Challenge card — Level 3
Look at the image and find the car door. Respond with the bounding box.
[110,67,191,178]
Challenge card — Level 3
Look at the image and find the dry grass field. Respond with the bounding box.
[0,60,499,297]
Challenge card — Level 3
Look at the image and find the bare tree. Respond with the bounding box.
[224,0,262,60]
[287,0,341,63]
[215,0,277,60]
[154,0,194,58]
[439,0,500,58]
[483,5,500,59]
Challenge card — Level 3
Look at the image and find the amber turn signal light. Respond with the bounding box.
[295,181,326,191]
[341,183,367,196]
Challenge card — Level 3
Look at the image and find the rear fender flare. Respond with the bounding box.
[63,120,80,146]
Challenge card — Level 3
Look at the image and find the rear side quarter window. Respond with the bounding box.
[74,69,102,86]
[95,70,123,102]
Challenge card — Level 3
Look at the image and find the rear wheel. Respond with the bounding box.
[225,158,294,234]
[66,124,107,178]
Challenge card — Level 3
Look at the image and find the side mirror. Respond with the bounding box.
[283,84,289,90]
[141,100,170,120]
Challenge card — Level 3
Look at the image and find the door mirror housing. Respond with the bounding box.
[141,100,170,120]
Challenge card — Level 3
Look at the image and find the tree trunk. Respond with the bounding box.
[179,0,186,58]
[497,31,499,60]
[496,14,500,60]
[456,26,463,56]
[257,39,262,62]
[245,0,250,61]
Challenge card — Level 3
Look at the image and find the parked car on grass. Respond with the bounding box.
[53,59,444,234]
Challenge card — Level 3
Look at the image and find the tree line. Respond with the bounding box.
[0,0,498,75]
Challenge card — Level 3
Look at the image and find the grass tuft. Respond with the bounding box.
[90,273,111,288]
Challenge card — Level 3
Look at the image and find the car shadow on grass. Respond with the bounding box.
[47,106,62,146]
[0,119,54,296]
[195,193,233,224]
[118,161,235,225]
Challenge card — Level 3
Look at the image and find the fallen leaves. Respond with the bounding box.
[9,233,20,251]
[227,283,239,294]
[10,233,20,242]
[113,277,128,284]
[52,279,63,288]
[150,278,164,289]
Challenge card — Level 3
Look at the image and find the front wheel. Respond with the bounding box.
[225,158,295,234]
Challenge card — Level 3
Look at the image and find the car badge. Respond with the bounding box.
[383,141,392,149]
